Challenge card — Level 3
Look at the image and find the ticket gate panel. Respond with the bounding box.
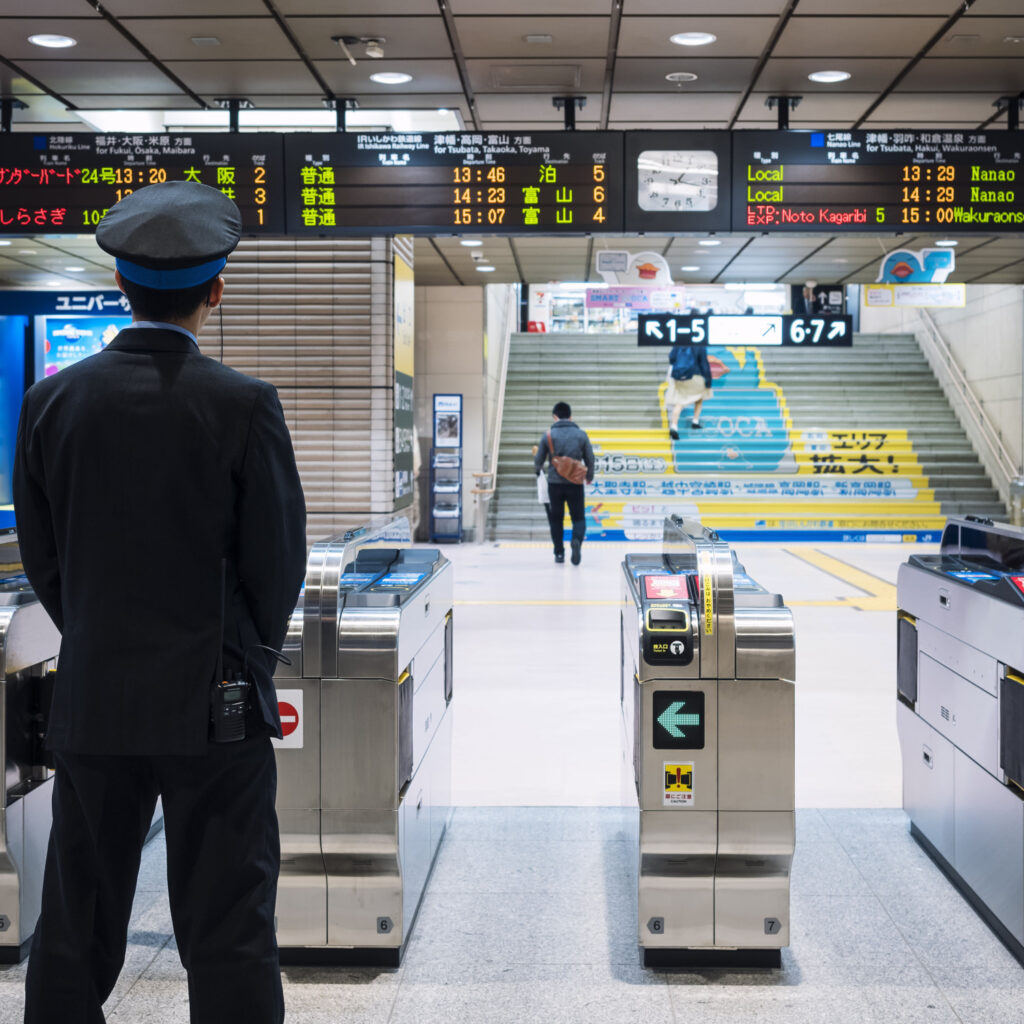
[897,518,1024,963]
[322,678,399,812]
[277,808,327,947]
[917,653,999,778]
[715,812,794,949]
[429,710,454,860]
[954,749,1024,944]
[640,682,717,813]
[412,636,449,781]
[275,521,453,964]
[718,679,795,812]
[624,518,795,967]
[898,702,956,865]
[639,811,716,949]
[916,620,997,698]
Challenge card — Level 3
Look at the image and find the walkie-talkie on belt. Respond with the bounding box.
[210,560,293,743]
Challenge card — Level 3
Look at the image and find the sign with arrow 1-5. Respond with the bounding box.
[653,690,705,750]
[637,313,853,348]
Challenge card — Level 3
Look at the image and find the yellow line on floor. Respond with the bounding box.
[784,548,897,612]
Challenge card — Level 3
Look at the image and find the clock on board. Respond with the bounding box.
[624,132,732,233]
[637,150,718,212]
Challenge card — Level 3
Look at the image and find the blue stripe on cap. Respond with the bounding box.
[115,256,227,290]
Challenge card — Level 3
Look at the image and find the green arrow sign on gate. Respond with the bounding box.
[656,701,702,738]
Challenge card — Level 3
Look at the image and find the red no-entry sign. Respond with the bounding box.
[279,701,299,738]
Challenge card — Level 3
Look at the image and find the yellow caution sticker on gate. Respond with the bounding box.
[698,551,714,635]
[664,762,694,807]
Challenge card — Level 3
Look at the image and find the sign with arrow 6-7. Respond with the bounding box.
[637,313,853,348]
[653,690,705,750]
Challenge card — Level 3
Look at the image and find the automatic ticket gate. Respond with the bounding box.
[897,515,1024,965]
[620,517,795,967]
[0,531,60,962]
[273,518,453,965]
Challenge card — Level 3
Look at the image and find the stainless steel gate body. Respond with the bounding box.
[274,518,453,965]
[0,534,60,963]
[897,516,1024,965]
[620,517,795,968]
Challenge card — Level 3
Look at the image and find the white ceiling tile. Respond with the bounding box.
[467,58,606,93]
[283,16,454,61]
[455,17,611,59]
[118,18,294,62]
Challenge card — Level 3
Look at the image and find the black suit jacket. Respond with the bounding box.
[14,327,307,755]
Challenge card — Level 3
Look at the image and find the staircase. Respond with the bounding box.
[487,331,1005,542]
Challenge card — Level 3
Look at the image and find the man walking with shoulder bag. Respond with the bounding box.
[534,401,594,565]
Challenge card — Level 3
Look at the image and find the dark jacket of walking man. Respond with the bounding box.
[534,402,595,564]
[14,180,307,1024]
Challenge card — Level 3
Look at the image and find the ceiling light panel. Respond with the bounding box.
[616,17,774,58]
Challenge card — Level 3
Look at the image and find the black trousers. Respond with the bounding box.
[545,481,586,553]
[24,737,283,1024]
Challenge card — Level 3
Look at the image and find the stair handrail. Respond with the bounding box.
[914,308,1017,504]
[476,287,518,540]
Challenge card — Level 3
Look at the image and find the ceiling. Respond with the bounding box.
[1,0,1023,288]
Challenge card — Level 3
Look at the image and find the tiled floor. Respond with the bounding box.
[3,540,1022,1022]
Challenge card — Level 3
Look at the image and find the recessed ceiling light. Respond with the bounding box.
[679,265,701,272]
[698,239,721,246]
[437,107,449,115]
[524,34,553,44]
[64,266,85,272]
[808,70,851,84]
[832,257,849,263]
[476,265,496,272]
[28,33,77,48]
[1004,36,1024,44]
[17,249,36,254]
[460,239,483,247]
[0,241,10,247]
[370,71,412,85]
[670,32,717,47]
[936,239,958,246]
[665,72,699,83]
[45,280,62,286]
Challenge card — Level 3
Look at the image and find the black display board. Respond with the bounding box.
[0,133,285,234]
[624,131,731,234]
[283,131,624,235]
[732,129,1024,233]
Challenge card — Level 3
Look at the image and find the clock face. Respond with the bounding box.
[637,150,718,212]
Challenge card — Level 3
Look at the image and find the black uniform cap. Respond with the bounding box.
[96,180,242,290]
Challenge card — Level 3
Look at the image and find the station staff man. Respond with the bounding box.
[14,181,306,1024]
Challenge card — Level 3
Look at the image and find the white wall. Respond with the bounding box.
[861,284,1024,498]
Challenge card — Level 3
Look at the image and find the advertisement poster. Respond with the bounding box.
[41,315,131,376]
[393,246,415,507]
[433,394,462,449]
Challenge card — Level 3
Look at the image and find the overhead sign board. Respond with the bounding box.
[283,130,624,234]
[0,132,284,235]
[732,129,1024,233]
[637,313,853,347]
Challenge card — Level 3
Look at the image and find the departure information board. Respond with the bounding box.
[733,130,1024,233]
[0,133,285,234]
[283,131,623,234]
